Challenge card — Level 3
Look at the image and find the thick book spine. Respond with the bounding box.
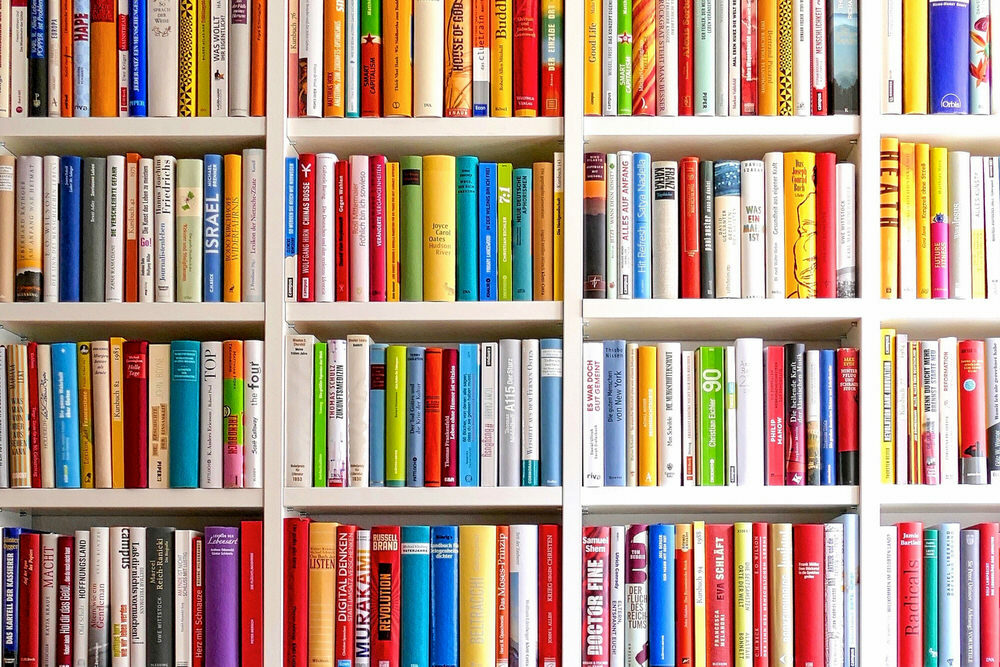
[41,156,59,301]
[223,340,245,487]
[347,335,372,486]
[693,0,713,114]
[828,0,858,113]
[169,340,201,488]
[783,151,817,297]
[285,157,298,301]
[414,0,444,116]
[962,529,982,667]
[369,527,402,665]
[617,151,634,298]
[539,338,562,487]
[369,344,387,487]
[497,163,514,300]
[146,0,178,115]
[238,521,262,667]
[430,526,458,667]
[122,340,148,488]
[632,153,652,298]
[940,337,960,484]
[976,523,1000,664]
[241,148,263,301]
[297,153,316,302]
[739,160,765,298]
[441,347,459,486]
[679,156,699,297]
[480,343,499,486]
[696,346,726,485]
[400,526,430,667]
[201,154,222,302]
[583,153,607,298]
[202,527,238,667]
[458,343,480,486]
[200,341,223,488]
[386,345,407,486]
[512,0,538,116]
[444,0,472,117]
[836,161,857,297]
[399,156,422,300]
[651,160,679,298]
[815,152,837,297]
[455,156,479,301]
[950,150,973,298]
[762,152,784,297]
[209,0,227,115]
[152,156,175,302]
[930,0,970,112]
[51,342,80,487]
[174,160,203,301]
[601,0,617,114]
[381,0,412,117]
[583,341,606,487]
[836,347,859,485]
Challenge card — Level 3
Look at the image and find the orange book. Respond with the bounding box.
[424,347,443,486]
[382,0,413,116]
[495,525,510,666]
[757,0,778,115]
[250,0,266,116]
[880,137,900,298]
[224,154,243,301]
[324,0,346,116]
[307,522,338,665]
[532,161,554,300]
[60,0,73,115]
[445,0,471,117]
[90,0,118,116]
[125,153,140,302]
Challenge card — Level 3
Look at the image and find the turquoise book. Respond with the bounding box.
[51,342,81,488]
[456,156,479,301]
[924,528,939,667]
[406,347,425,487]
[497,163,514,300]
[513,167,533,300]
[400,525,431,667]
[429,526,458,667]
[540,338,562,486]
[369,344,388,487]
[458,343,480,486]
[478,162,498,300]
[312,342,327,487]
[632,152,651,298]
[169,340,201,488]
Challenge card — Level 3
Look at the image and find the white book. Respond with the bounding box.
[626,343,639,486]
[715,0,729,114]
[326,338,348,487]
[949,151,972,299]
[243,339,263,487]
[608,526,626,667]
[0,0,10,116]
[315,153,336,302]
[972,156,987,297]
[38,344,54,488]
[241,148,264,301]
[651,161,679,298]
[735,338,764,486]
[413,0,444,117]
[511,525,538,667]
[725,345,738,484]
[117,0,128,115]
[40,532,58,666]
[763,152,785,298]
[920,341,940,484]
[582,341,604,487]
[109,527,130,667]
[480,342,499,487]
[285,334,315,487]
[694,0,714,115]
[656,342,681,485]
[74,530,90,667]
[344,0,359,117]
[347,334,372,486]
[127,527,145,667]
[606,153,619,298]
[792,0,810,114]
[354,529,371,664]
[138,158,154,302]
[301,0,321,116]
[174,530,197,667]
[740,160,765,298]
[147,0,179,116]
[938,523,961,667]
[985,157,1000,297]
[881,0,902,113]
[349,155,370,301]
[894,334,908,482]
[988,338,1000,483]
[971,0,991,113]
[617,151,633,299]
[656,0,678,115]
[0,347,7,487]
[42,155,59,301]
[500,339,523,486]
[882,525,898,667]
[521,340,540,480]
[993,0,1000,113]
[681,350,696,485]
[10,0,26,116]
[153,155,176,301]
[714,166,741,297]
[824,522,845,667]
[832,514,858,667]
[625,526,649,667]
[228,0,250,116]
[836,162,857,297]
[200,341,223,488]
[88,526,110,666]
[727,0,739,115]
[210,0,229,116]
[602,0,617,115]
[939,336,960,484]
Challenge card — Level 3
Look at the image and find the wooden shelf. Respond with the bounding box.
[0,488,264,515]
[581,485,860,514]
[283,486,563,514]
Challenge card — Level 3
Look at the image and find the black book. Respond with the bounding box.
[784,343,807,485]
[583,153,607,299]
[145,527,174,667]
[698,160,714,298]
[81,158,106,302]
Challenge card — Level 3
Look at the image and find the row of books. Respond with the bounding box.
[880,139,1000,300]
[583,0,859,117]
[582,339,859,488]
[583,151,857,300]
[883,0,1000,114]
[882,522,1000,667]
[0,151,264,304]
[284,335,562,488]
[284,520,561,667]
[285,153,564,303]
[581,516,858,667]
[0,338,264,490]
[291,0,563,118]
[1,522,263,667]
[1,0,266,117]
[879,332,1000,486]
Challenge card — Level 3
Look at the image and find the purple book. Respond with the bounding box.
[204,526,240,667]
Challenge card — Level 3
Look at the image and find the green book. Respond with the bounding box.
[362,0,381,41]
[385,345,406,487]
[497,163,513,301]
[924,528,939,667]
[175,159,204,302]
[223,341,245,485]
[400,156,423,301]
[616,0,632,116]
[696,346,725,486]
[313,342,327,487]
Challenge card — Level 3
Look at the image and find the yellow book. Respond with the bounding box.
[387,162,400,301]
[553,153,564,300]
[692,520,706,667]
[224,154,243,302]
[459,525,497,664]
[902,0,928,113]
[490,0,512,116]
[734,522,752,667]
[776,0,793,115]
[638,345,656,486]
[7,345,29,488]
[881,137,900,298]
[783,151,816,298]
[930,147,949,298]
[584,0,600,115]
[178,0,197,116]
[916,143,931,298]
[423,155,457,301]
[758,0,778,115]
[768,523,794,666]
[324,0,346,116]
[308,522,338,666]
[196,0,211,115]
[973,159,987,298]
[109,337,125,488]
[383,0,414,116]
[881,329,896,484]
[77,342,94,488]
[908,341,921,483]
[899,142,916,298]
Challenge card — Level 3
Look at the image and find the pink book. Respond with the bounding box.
[810,0,827,114]
[368,155,387,302]
[931,217,950,298]
[441,348,459,487]
[349,155,370,302]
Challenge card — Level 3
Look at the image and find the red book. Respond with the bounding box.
[283,517,311,667]
[360,20,381,117]
[424,348,443,487]
[370,526,401,667]
[241,520,264,667]
[751,523,769,667]
[440,348,459,486]
[792,524,824,667]
[125,152,139,301]
[764,345,786,485]
[512,0,539,116]
[540,4,562,117]
[496,526,510,667]
[810,0,827,114]
[836,348,859,485]
[297,153,316,302]
[678,0,695,115]
[369,155,387,302]
[334,159,351,302]
[675,525,694,667]
[815,152,837,298]
[581,526,610,667]
[191,533,205,667]
[334,525,357,665]
[56,535,73,667]
[741,0,758,114]
[959,340,988,483]
[897,522,923,666]
[27,342,40,488]
[976,522,1000,665]
[706,524,733,667]
[18,532,40,666]
[680,156,700,298]
[123,340,148,488]
[539,524,561,667]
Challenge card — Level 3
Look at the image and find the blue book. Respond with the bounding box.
[400,526,431,667]
[169,340,201,488]
[604,340,626,486]
[820,349,836,485]
[128,0,147,115]
[938,522,961,667]
[633,152,652,299]
[478,162,498,301]
[456,156,479,301]
[51,343,81,488]
[834,513,859,667]
[929,0,970,113]
[285,157,298,299]
[72,0,90,116]
[369,344,387,487]
[59,156,82,301]
[649,524,676,667]
[540,338,562,486]
[429,526,458,667]
[203,155,223,301]
[512,168,533,300]
[406,346,425,487]
[458,344,480,486]
[2,527,24,664]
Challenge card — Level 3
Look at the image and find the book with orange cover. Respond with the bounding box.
[445,0,471,116]
[880,137,900,298]
[110,336,125,488]
[532,161,553,300]
[383,0,413,116]
[125,153,139,301]
[324,0,345,116]
[307,522,338,664]
[250,0,266,115]
[90,0,117,116]
[424,347,443,486]
[224,154,243,301]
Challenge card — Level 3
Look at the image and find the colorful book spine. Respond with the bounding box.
[473,0,491,115]
[497,163,514,300]
[929,0,970,112]
[369,343,387,487]
[202,154,223,301]
[405,346,425,486]
[697,346,726,485]
[617,0,632,115]
[445,0,472,116]
[169,340,200,488]
[430,526,458,667]
[385,345,406,487]
[400,526,430,667]
[369,155,388,302]
[513,167,533,300]
[456,155,479,301]
[479,162,498,300]
[633,152,652,298]
[540,0,562,115]
[459,343,480,486]
[400,156,423,301]
[512,0,538,116]
[649,524,675,667]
